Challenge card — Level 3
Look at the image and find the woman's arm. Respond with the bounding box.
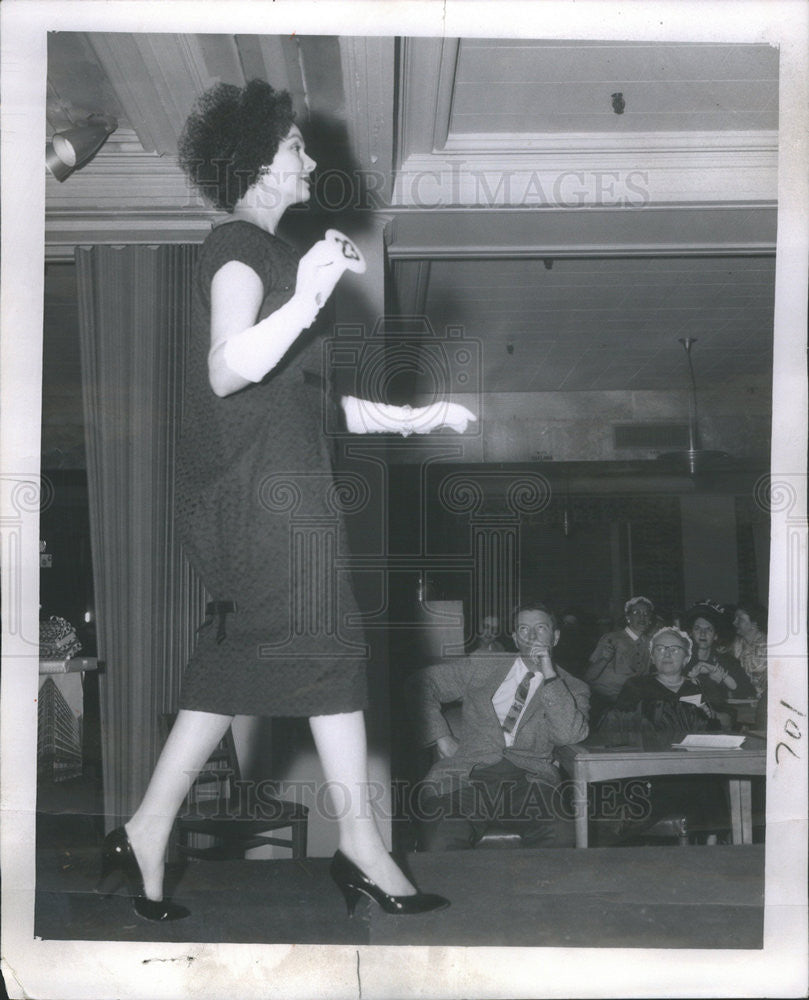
[341,395,476,437]
[207,260,319,397]
[208,240,345,398]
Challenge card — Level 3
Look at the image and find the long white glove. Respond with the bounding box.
[222,231,366,383]
[342,396,477,436]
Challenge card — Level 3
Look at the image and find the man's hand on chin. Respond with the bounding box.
[529,645,558,681]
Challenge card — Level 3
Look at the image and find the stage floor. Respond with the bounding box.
[35,842,764,949]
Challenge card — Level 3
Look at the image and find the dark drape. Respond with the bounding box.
[76,244,205,827]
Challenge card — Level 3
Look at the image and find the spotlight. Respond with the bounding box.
[46,114,118,181]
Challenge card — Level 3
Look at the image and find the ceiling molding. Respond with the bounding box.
[45,151,194,211]
[396,37,455,166]
[393,141,776,208]
[339,36,396,200]
[386,205,777,259]
[431,39,460,152]
[440,129,777,155]
[45,213,217,261]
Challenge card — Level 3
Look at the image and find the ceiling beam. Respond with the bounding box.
[339,36,396,203]
[386,204,777,259]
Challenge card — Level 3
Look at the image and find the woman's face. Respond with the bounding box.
[626,602,653,633]
[259,125,316,210]
[734,609,754,638]
[651,631,689,678]
[691,617,716,650]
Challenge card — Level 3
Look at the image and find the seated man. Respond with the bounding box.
[584,595,655,721]
[406,600,590,850]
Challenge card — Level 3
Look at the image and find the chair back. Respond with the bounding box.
[159,712,241,808]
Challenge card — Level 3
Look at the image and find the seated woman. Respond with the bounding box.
[683,601,756,728]
[732,602,768,726]
[595,627,726,841]
[602,626,719,736]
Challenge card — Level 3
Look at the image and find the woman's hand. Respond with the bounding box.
[704,662,731,686]
[341,396,477,437]
[431,401,477,434]
[295,239,346,308]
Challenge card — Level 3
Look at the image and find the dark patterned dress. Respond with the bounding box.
[176,221,368,717]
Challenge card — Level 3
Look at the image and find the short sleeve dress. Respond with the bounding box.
[175,221,368,717]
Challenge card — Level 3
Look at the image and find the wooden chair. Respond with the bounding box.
[160,714,308,861]
[434,702,525,849]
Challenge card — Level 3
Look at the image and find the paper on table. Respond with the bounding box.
[672,734,747,750]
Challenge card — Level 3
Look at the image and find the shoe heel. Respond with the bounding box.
[338,882,363,917]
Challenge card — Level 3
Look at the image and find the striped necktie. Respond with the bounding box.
[502,671,534,734]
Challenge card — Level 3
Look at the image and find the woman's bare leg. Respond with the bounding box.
[125,709,233,900]
[309,710,415,896]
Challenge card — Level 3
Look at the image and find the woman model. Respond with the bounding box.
[99,80,474,921]
[683,601,755,724]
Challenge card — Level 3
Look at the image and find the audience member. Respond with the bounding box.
[683,600,755,727]
[406,600,589,851]
[596,626,726,838]
[584,596,655,720]
[732,601,768,699]
[470,614,506,654]
[601,626,719,734]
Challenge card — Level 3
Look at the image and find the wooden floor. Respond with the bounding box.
[35,841,764,949]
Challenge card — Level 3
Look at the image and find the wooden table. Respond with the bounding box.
[556,736,766,848]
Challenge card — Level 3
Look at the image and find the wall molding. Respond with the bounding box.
[393,138,777,208]
[386,204,777,259]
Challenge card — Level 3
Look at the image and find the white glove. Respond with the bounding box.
[433,401,477,434]
[296,229,367,307]
[221,294,319,383]
[342,396,477,436]
[222,230,366,384]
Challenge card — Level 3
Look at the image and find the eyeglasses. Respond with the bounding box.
[652,644,687,655]
[516,623,553,639]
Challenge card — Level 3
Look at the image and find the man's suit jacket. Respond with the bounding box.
[406,654,590,797]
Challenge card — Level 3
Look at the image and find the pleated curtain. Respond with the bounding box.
[76,244,205,828]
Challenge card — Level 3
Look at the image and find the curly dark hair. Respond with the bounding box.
[178,79,296,212]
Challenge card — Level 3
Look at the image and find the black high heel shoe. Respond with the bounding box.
[330,850,450,916]
[97,827,190,922]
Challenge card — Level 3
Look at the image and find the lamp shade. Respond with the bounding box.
[46,115,117,182]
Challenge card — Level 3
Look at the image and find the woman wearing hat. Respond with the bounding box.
[684,601,755,726]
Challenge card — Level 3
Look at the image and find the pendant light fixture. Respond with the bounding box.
[658,337,729,475]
